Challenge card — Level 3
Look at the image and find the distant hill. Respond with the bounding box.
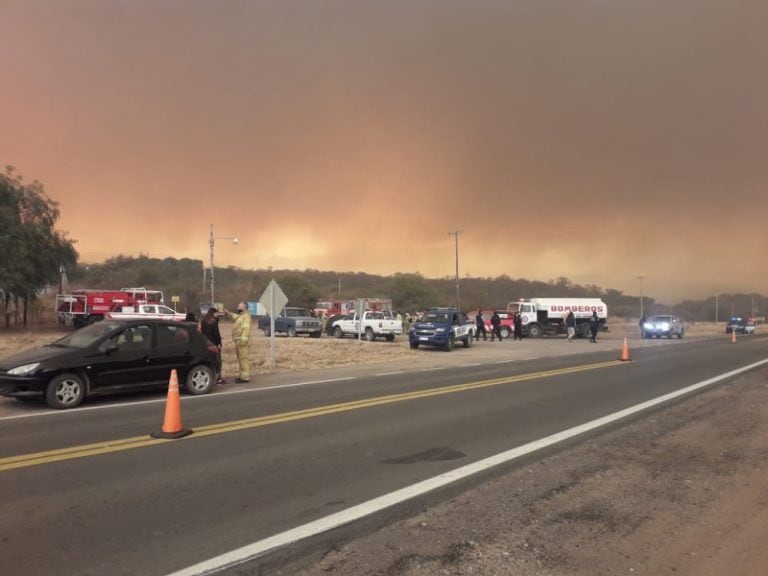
[64,256,765,322]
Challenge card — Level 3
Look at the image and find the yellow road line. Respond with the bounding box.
[0,360,625,472]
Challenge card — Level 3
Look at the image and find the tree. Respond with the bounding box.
[391,273,440,312]
[0,167,78,327]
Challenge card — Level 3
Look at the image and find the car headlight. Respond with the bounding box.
[8,362,40,376]
[643,323,653,329]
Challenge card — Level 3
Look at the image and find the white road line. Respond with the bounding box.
[495,359,515,364]
[420,367,444,371]
[374,371,404,376]
[461,363,483,367]
[166,358,768,576]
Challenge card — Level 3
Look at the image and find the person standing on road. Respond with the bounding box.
[513,311,524,341]
[565,310,576,342]
[200,306,225,384]
[475,310,488,341]
[490,310,503,342]
[639,315,647,339]
[224,301,252,383]
[589,311,600,343]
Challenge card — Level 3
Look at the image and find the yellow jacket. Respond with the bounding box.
[227,310,252,345]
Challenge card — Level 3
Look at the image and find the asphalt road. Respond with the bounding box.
[1,333,766,575]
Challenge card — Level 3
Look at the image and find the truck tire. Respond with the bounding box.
[579,323,592,339]
[527,324,543,338]
[500,327,511,339]
[287,325,297,338]
[445,335,455,351]
[364,327,375,342]
[334,326,344,338]
[463,333,473,348]
[385,334,395,342]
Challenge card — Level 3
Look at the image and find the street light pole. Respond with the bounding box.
[448,230,461,310]
[209,223,239,306]
[637,275,647,318]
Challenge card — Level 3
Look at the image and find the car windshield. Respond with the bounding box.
[422,311,451,323]
[285,308,312,317]
[50,321,123,349]
[651,316,673,322]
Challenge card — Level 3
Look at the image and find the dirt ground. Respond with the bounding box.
[2,320,766,575]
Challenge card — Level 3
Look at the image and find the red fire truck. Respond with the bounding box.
[55,287,165,328]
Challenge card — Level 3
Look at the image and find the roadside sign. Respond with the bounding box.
[259,280,289,368]
[259,280,288,318]
[171,295,180,304]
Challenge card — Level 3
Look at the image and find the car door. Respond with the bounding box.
[87,324,157,392]
[146,323,195,384]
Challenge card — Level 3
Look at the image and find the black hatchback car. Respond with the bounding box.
[0,319,220,409]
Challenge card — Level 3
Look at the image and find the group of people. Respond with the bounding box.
[199,301,252,385]
[474,310,524,341]
[476,309,601,342]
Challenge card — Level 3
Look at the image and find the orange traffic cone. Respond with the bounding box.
[731,329,736,344]
[151,369,193,439]
[619,337,631,361]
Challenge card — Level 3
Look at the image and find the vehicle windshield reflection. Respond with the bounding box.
[52,321,123,349]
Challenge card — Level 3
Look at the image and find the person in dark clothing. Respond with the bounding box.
[589,311,600,343]
[490,311,503,341]
[475,310,488,341]
[639,315,647,339]
[565,310,576,342]
[513,312,523,340]
[200,306,225,384]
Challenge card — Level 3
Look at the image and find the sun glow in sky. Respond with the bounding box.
[2,1,767,303]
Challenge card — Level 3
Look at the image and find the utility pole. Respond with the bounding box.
[637,275,647,318]
[448,230,461,310]
[209,223,239,306]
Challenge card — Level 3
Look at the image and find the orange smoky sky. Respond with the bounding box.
[2,1,767,303]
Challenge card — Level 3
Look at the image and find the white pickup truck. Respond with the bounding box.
[104,304,188,322]
[331,311,403,342]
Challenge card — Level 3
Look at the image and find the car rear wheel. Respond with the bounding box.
[186,365,214,395]
[334,326,344,338]
[385,334,395,342]
[500,327,511,339]
[364,327,375,342]
[46,373,86,409]
[463,333,473,348]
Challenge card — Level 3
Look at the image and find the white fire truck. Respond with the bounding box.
[507,298,608,338]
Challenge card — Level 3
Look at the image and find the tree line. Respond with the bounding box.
[66,256,766,323]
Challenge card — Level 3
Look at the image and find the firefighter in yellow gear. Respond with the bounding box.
[224,301,252,383]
